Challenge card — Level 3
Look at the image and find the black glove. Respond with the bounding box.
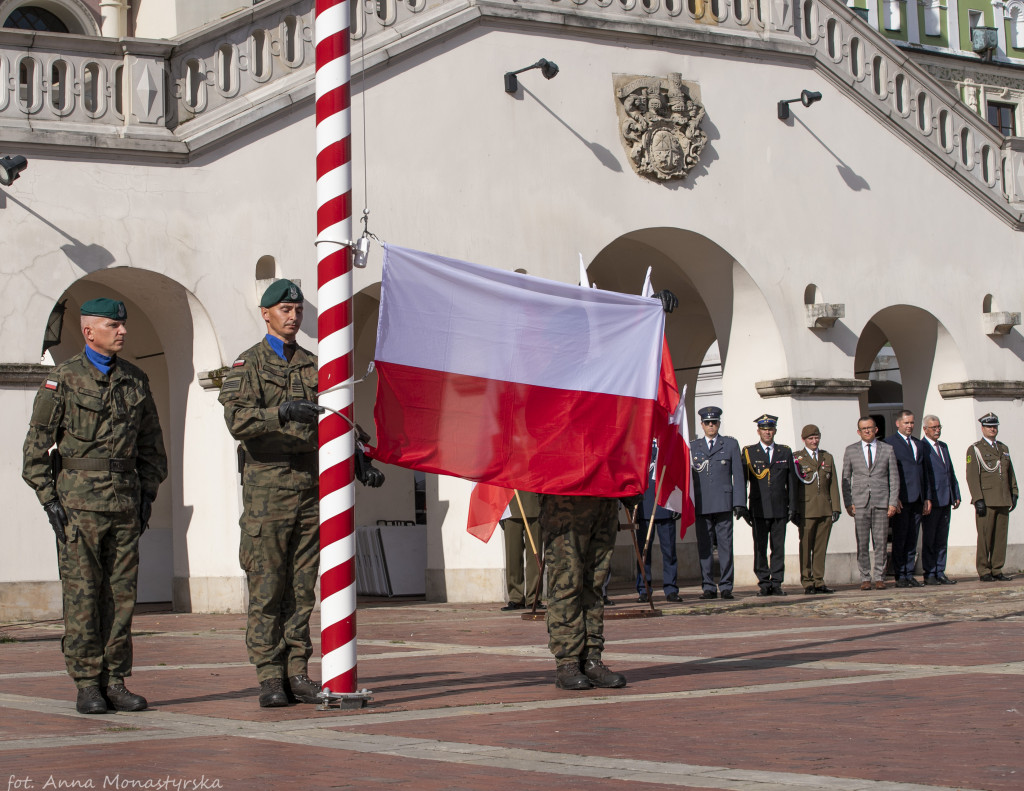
[139,494,154,536]
[1012,495,1018,513]
[654,289,678,314]
[790,513,801,527]
[975,499,987,517]
[44,500,68,544]
[355,446,385,487]
[733,506,752,526]
[832,511,841,523]
[279,399,324,424]
[620,494,643,513]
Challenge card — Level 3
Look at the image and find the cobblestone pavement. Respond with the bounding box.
[1,578,1021,791]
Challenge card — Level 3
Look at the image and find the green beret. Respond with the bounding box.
[260,279,304,308]
[80,298,127,321]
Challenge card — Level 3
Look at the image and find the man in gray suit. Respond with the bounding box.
[842,416,900,590]
[690,406,748,600]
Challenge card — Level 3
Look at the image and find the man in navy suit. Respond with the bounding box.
[885,410,934,587]
[920,415,960,584]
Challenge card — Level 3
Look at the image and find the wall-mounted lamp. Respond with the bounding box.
[0,155,27,186]
[504,59,559,94]
[777,90,823,120]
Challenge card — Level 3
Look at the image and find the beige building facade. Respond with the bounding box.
[1,0,1022,619]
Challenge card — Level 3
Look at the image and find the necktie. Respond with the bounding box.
[906,435,915,461]
[708,439,714,452]
[766,446,772,464]
[813,451,817,462]
[867,443,873,469]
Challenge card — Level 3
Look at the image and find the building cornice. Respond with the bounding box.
[937,380,1024,398]
[755,378,872,397]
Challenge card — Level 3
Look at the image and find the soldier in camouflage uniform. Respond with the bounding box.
[22,297,167,715]
[219,279,384,708]
[541,494,627,690]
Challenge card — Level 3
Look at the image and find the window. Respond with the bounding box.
[3,5,69,32]
[882,0,900,31]
[987,102,1017,136]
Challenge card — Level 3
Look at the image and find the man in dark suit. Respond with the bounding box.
[742,414,797,596]
[920,415,960,585]
[690,406,747,600]
[842,416,899,590]
[885,410,934,587]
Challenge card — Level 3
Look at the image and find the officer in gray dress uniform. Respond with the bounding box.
[689,407,748,600]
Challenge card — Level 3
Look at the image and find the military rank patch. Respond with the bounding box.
[966,454,972,464]
[290,377,304,395]
[220,377,242,393]
[232,359,245,367]
[44,379,58,391]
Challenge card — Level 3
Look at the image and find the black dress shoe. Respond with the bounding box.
[637,593,650,603]
[922,576,940,585]
[772,587,788,596]
[76,686,108,715]
[105,684,147,712]
[700,590,717,600]
[500,601,526,611]
[804,586,817,595]
[993,573,1014,581]
[757,588,773,597]
[895,579,910,588]
[720,590,734,600]
[602,596,614,606]
[666,592,682,602]
[258,678,289,708]
[815,585,836,594]
[936,574,957,585]
[906,577,923,588]
[980,574,996,582]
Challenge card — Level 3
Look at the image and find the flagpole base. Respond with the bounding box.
[521,611,546,621]
[606,608,663,619]
[317,688,374,710]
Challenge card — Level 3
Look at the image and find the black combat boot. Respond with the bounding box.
[258,678,289,708]
[105,684,148,711]
[554,662,592,690]
[76,686,108,714]
[287,673,322,704]
[582,655,627,688]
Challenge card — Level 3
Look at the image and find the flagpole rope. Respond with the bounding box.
[315,0,357,697]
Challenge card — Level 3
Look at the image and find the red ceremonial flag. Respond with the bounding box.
[372,245,665,497]
[466,482,514,543]
[657,392,696,534]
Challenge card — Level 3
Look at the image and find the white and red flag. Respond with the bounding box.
[466,482,514,543]
[372,245,666,498]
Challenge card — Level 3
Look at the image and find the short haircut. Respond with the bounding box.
[922,414,940,426]
[857,416,876,428]
[896,409,914,421]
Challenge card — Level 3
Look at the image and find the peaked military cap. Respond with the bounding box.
[260,279,304,308]
[754,413,778,428]
[80,297,127,321]
[801,424,820,438]
[698,406,722,422]
[979,412,1000,427]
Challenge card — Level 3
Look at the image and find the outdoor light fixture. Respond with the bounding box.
[0,155,27,186]
[777,90,823,120]
[504,59,559,93]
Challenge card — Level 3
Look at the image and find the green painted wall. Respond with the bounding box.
[918,4,950,49]
[959,0,994,51]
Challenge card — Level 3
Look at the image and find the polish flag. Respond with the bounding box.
[466,482,514,543]
[372,245,665,497]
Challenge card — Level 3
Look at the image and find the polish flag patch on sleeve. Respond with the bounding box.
[44,379,58,391]
[232,359,245,368]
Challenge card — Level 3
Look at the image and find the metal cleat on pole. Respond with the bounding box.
[317,687,374,711]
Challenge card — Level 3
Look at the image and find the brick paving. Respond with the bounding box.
[0,579,1021,791]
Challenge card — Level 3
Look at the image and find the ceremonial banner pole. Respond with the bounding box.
[315,0,369,708]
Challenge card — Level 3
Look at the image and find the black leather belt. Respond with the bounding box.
[244,451,317,466]
[61,457,136,472]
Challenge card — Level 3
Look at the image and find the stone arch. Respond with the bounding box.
[0,0,100,35]
[41,269,239,611]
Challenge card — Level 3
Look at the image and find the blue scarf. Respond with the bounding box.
[265,334,289,361]
[84,346,114,375]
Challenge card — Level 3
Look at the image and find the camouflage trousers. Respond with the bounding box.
[58,508,140,689]
[239,484,320,682]
[540,495,618,665]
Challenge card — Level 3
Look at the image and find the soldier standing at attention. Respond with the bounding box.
[220,279,384,708]
[23,298,167,714]
[742,414,798,596]
[965,413,1018,582]
[792,424,840,595]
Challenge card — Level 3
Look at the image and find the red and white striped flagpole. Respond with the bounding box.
[315,0,366,705]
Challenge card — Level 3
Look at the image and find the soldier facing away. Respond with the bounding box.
[23,297,167,714]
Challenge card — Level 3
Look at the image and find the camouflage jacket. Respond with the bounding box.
[219,338,319,490]
[22,352,167,512]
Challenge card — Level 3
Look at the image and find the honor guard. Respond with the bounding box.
[689,406,746,600]
[22,297,167,714]
[965,413,1017,582]
[742,414,797,596]
[792,424,840,595]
